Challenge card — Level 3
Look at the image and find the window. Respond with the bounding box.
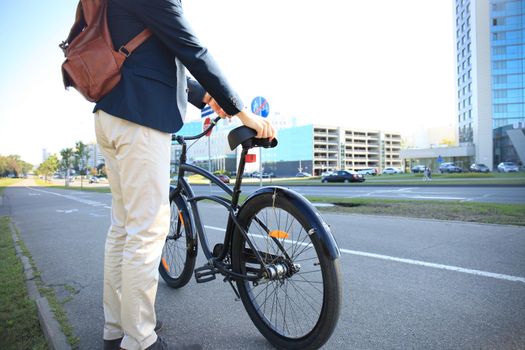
[494,104,507,113]
[494,61,506,69]
[467,70,471,79]
[493,32,506,40]
[493,17,505,26]
[467,57,471,65]
[467,43,471,52]
[494,90,507,98]
[494,75,507,84]
[467,30,471,39]
[466,17,470,26]
[468,83,471,92]
[468,110,472,119]
[492,3,505,11]
[493,46,506,55]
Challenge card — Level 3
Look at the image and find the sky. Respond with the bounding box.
[0,0,457,165]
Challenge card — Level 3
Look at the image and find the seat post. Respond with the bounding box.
[231,148,249,208]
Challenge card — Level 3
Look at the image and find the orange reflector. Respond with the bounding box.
[178,211,184,226]
[161,258,170,272]
[245,154,257,163]
[269,230,289,239]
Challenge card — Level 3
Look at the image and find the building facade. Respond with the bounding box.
[455,0,524,168]
[173,118,402,177]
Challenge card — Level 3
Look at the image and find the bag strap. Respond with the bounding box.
[118,29,153,57]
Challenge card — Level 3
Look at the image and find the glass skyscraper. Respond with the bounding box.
[455,0,525,168]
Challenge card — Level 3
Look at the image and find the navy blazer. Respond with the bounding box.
[94,0,244,133]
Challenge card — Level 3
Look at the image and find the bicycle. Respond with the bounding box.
[160,117,342,349]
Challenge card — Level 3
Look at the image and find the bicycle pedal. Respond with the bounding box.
[194,264,217,283]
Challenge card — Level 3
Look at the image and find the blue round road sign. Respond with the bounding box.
[251,96,270,118]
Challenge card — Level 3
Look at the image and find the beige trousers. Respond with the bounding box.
[95,110,171,350]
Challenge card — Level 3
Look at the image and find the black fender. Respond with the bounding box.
[237,186,340,260]
[169,185,198,258]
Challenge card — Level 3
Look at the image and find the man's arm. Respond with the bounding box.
[187,78,206,109]
[119,0,244,116]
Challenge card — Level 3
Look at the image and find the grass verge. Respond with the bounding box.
[35,179,110,193]
[11,223,80,349]
[0,178,21,189]
[307,196,525,226]
[0,216,48,350]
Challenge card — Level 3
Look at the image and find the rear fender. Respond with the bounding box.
[238,186,340,260]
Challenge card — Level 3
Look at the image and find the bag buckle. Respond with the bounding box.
[119,46,130,57]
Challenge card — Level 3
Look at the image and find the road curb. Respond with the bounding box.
[9,222,71,350]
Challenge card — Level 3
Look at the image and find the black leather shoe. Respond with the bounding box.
[145,336,202,350]
[103,320,164,350]
[146,335,169,350]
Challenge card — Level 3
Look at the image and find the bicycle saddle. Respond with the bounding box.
[228,126,278,151]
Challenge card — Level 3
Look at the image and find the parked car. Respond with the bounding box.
[356,168,378,176]
[497,162,519,173]
[216,174,230,183]
[295,172,311,177]
[439,162,463,173]
[88,176,99,184]
[382,167,401,175]
[321,170,365,183]
[411,165,426,173]
[262,172,275,178]
[470,163,490,173]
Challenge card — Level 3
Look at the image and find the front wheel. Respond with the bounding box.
[232,193,342,349]
[159,193,197,288]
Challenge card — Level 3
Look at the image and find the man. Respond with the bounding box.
[95,1,275,349]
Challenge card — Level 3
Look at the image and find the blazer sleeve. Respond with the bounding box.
[121,0,244,116]
[187,78,206,109]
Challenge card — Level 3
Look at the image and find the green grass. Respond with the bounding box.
[0,216,48,350]
[35,179,110,193]
[306,196,525,226]
[12,225,80,349]
[0,178,21,192]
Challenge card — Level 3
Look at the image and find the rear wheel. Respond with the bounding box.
[232,193,342,349]
[159,193,196,288]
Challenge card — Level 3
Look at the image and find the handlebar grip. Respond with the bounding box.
[253,137,278,148]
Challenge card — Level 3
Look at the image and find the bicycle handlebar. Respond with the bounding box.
[173,116,222,141]
[172,116,278,151]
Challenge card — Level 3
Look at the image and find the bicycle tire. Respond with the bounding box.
[231,193,342,349]
[159,193,196,288]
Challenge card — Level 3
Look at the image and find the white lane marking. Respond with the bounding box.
[203,225,525,284]
[28,193,41,196]
[56,209,78,214]
[26,187,107,207]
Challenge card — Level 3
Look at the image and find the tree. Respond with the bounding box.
[37,155,59,182]
[60,148,74,187]
[97,163,107,177]
[74,141,90,189]
[0,155,33,177]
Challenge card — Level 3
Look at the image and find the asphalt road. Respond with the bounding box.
[2,183,525,349]
[192,184,525,204]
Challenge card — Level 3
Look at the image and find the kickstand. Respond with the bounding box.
[224,277,241,301]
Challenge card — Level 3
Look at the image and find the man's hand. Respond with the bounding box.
[236,110,276,140]
[202,93,227,118]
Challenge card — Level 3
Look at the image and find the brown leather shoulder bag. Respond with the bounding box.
[60,0,152,102]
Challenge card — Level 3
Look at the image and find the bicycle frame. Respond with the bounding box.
[171,122,270,281]
[170,118,340,284]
